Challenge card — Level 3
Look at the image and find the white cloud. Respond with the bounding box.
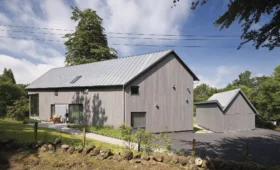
[0,13,10,24]
[0,0,192,84]
[195,65,240,88]
[75,0,192,54]
[253,73,264,77]
[0,54,63,84]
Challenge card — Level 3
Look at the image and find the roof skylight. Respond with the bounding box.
[70,76,82,84]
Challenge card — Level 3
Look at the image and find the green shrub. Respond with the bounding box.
[6,97,29,121]
[134,128,155,154]
[22,118,40,124]
[119,123,134,149]
[158,130,172,153]
[256,114,276,130]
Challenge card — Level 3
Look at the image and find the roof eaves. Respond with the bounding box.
[195,100,224,110]
[26,68,55,89]
[26,84,124,90]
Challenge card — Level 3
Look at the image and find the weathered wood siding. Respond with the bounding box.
[28,87,123,127]
[225,93,255,115]
[125,53,194,133]
[196,104,224,133]
[223,93,255,132]
[223,114,255,132]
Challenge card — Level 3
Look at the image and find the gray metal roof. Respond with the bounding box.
[195,88,259,114]
[208,89,240,109]
[27,49,198,89]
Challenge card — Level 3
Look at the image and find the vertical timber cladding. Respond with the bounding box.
[28,87,124,127]
[223,93,256,132]
[125,53,194,133]
[196,104,223,133]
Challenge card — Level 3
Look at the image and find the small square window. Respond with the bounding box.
[131,86,139,95]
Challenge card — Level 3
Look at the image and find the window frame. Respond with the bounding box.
[131,112,146,129]
[50,104,55,118]
[30,94,39,117]
[69,104,84,124]
[130,86,139,95]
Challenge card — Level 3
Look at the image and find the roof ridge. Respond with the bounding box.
[53,49,173,70]
[212,88,240,95]
[119,48,173,59]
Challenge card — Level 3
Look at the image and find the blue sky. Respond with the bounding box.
[0,0,279,88]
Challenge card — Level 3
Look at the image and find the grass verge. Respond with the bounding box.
[0,119,123,152]
[68,124,123,139]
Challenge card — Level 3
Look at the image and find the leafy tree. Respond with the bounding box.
[0,68,25,117]
[64,6,117,66]
[3,68,16,84]
[254,65,280,121]
[0,74,11,83]
[272,65,280,80]
[194,83,217,102]
[119,123,134,149]
[173,0,280,50]
[251,75,268,90]
[7,97,29,121]
[0,82,25,117]
[232,70,253,88]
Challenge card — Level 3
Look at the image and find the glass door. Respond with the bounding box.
[69,104,83,124]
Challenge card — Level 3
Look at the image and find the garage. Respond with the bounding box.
[195,89,258,133]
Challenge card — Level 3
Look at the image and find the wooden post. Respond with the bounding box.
[138,142,141,152]
[34,122,38,141]
[82,127,86,147]
[192,139,196,157]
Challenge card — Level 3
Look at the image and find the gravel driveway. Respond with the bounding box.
[169,128,280,166]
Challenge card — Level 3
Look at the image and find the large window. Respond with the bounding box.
[69,104,83,124]
[30,94,39,117]
[131,112,146,129]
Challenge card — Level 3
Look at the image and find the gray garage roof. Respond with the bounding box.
[195,89,259,114]
[27,49,199,89]
[208,89,240,109]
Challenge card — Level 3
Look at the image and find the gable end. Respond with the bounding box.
[124,51,199,87]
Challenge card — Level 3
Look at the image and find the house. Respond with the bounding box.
[195,89,258,133]
[26,49,199,133]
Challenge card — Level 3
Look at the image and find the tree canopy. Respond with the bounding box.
[2,68,16,84]
[194,83,217,102]
[64,6,117,66]
[173,0,280,50]
[0,68,25,117]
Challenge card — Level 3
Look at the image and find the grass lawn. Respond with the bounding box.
[68,124,123,139]
[0,119,123,152]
